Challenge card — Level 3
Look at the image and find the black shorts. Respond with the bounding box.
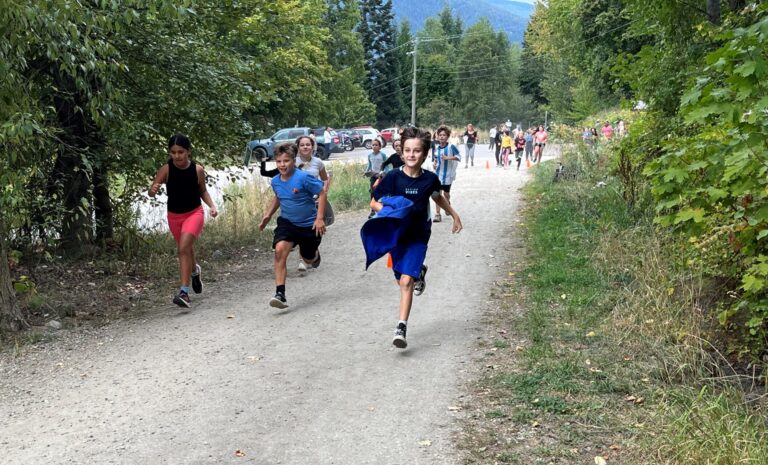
[535,142,546,148]
[273,216,322,261]
[441,183,452,193]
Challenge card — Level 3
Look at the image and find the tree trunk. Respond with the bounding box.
[0,220,29,333]
[93,160,114,242]
[52,69,94,250]
[707,0,721,24]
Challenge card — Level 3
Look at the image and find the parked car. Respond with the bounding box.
[379,127,398,142]
[337,129,363,150]
[312,127,344,156]
[244,127,340,163]
[353,126,386,149]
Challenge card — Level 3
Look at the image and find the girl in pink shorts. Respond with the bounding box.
[149,134,218,308]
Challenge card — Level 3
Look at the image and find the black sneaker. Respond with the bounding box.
[311,251,321,269]
[269,292,289,309]
[191,264,203,294]
[173,290,191,308]
[392,322,408,349]
[413,265,428,296]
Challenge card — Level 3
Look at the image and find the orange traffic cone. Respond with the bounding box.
[386,253,393,268]
[485,160,490,169]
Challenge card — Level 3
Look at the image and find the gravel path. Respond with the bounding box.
[0,145,554,465]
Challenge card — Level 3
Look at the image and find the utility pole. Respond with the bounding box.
[411,38,418,126]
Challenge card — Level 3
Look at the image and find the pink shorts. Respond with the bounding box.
[167,206,204,243]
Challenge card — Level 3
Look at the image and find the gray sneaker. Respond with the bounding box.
[413,265,428,296]
[392,322,407,349]
[269,292,289,309]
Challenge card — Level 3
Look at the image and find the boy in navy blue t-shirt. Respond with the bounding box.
[371,127,463,349]
[259,143,327,308]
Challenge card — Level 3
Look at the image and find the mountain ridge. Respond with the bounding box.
[391,0,533,43]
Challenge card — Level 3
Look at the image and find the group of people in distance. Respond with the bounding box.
[149,126,463,350]
[489,124,549,170]
[582,119,626,144]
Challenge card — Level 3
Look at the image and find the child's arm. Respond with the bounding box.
[313,190,327,236]
[259,196,280,231]
[370,197,383,213]
[433,193,463,234]
[260,160,279,178]
[319,166,330,193]
[197,165,219,218]
[442,145,461,161]
[148,165,168,197]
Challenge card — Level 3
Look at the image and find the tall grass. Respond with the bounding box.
[520,143,768,464]
[326,160,371,211]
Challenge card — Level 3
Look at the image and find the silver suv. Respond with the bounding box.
[353,127,386,149]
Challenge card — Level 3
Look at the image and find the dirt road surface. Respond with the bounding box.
[0,145,552,465]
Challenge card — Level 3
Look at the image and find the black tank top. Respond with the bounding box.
[166,159,202,213]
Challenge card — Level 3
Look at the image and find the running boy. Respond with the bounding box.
[149,134,218,308]
[259,143,326,309]
[431,126,460,222]
[371,127,463,349]
[366,138,388,218]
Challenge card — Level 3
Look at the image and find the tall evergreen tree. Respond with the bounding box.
[395,19,414,123]
[359,0,404,126]
[323,0,376,126]
[438,4,463,47]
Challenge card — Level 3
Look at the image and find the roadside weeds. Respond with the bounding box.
[456,158,768,464]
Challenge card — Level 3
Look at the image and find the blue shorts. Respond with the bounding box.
[391,242,428,280]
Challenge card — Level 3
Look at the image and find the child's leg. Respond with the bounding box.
[177,233,196,288]
[397,275,415,321]
[274,240,293,286]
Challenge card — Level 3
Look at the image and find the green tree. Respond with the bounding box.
[438,4,463,47]
[360,0,404,126]
[324,0,376,126]
[396,19,414,123]
[415,18,456,114]
[455,19,529,127]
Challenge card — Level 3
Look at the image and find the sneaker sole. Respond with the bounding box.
[173,297,191,308]
[392,336,408,349]
[269,297,289,309]
[311,253,321,269]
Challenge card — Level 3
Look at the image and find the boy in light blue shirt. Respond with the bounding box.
[431,126,460,222]
[260,143,326,309]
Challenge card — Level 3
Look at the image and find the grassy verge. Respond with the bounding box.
[458,145,768,464]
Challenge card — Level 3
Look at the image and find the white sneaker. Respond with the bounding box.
[298,260,308,272]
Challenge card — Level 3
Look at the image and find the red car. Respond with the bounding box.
[379,127,398,142]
